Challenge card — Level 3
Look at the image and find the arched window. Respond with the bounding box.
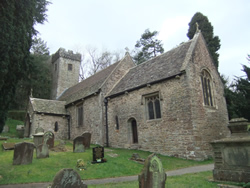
[146,94,161,120]
[200,70,213,106]
[54,122,58,132]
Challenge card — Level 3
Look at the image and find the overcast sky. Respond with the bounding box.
[35,0,250,81]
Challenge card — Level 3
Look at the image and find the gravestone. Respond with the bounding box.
[138,153,167,188]
[92,146,104,163]
[43,131,54,149]
[35,127,44,134]
[73,136,85,153]
[211,118,250,183]
[51,168,87,188]
[2,125,9,133]
[33,132,44,147]
[36,144,49,159]
[13,142,35,165]
[2,143,15,150]
[16,125,24,138]
[81,132,91,149]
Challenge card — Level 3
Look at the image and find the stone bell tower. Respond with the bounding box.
[51,48,81,100]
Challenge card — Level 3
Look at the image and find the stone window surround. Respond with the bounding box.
[76,103,84,127]
[200,68,215,107]
[68,63,73,71]
[142,91,162,121]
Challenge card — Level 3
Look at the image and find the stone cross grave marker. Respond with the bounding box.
[51,168,87,188]
[43,131,54,149]
[138,153,167,188]
[13,142,35,165]
[73,136,85,153]
[81,132,91,149]
[36,144,49,159]
[92,146,104,163]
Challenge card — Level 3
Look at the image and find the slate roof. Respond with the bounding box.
[30,98,67,115]
[107,39,193,97]
[58,61,120,104]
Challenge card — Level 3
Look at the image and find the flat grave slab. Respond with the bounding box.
[2,143,15,150]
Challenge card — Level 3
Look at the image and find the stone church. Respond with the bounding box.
[25,31,230,160]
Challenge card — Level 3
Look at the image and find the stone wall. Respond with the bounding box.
[107,76,197,159]
[31,113,68,140]
[51,48,81,100]
[67,94,105,145]
[106,35,229,160]
[186,35,230,159]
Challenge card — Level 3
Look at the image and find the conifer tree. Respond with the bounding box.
[187,12,221,69]
[133,29,164,65]
[0,0,50,132]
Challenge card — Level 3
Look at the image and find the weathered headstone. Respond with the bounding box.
[73,136,85,153]
[33,132,44,147]
[138,153,167,188]
[51,168,87,188]
[35,127,44,134]
[16,125,24,138]
[43,131,54,149]
[2,125,9,133]
[81,132,91,149]
[211,118,250,183]
[36,144,49,159]
[13,142,35,165]
[92,146,104,163]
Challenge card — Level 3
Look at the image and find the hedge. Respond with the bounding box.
[8,110,26,121]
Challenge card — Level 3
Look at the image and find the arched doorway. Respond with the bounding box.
[128,118,138,144]
[131,119,138,143]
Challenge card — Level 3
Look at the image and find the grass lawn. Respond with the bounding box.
[88,171,246,188]
[0,137,213,185]
[0,119,246,187]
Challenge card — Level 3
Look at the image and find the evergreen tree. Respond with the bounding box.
[133,29,164,65]
[0,0,50,132]
[232,56,250,120]
[224,55,250,121]
[10,38,51,110]
[187,12,221,69]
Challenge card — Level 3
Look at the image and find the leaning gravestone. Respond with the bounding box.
[138,153,167,188]
[13,142,35,165]
[81,132,91,149]
[36,144,49,159]
[51,168,87,188]
[43,131,54,149]
[73,136,85,153]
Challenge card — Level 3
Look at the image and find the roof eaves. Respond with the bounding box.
[106,72,184,99]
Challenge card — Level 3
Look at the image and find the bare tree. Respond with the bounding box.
[74,45,125,80]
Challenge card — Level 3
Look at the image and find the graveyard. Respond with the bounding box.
[0,119,249,187]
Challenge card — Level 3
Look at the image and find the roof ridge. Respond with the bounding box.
[130,39,192,70]
[180,31,201,72]
[100,53,131,89]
